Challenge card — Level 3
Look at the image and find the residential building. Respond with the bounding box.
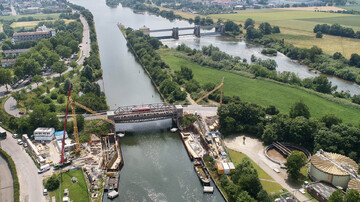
[1,59,16,67]
[12,25,56,43]
[3,48,29,57]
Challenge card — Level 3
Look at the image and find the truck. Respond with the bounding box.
[38,164,51,174]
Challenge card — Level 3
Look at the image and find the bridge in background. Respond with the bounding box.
[140,24,226,39]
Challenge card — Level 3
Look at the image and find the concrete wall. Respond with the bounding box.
[310,163,350,188]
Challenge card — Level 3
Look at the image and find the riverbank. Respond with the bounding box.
[159,49,360,124]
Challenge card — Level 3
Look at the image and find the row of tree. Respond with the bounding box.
[125,28,186,103]
[314,23,360,39]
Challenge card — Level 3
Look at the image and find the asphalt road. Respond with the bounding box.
[3,97,21,118]
[0,127,45,202]
[0,154,14,202]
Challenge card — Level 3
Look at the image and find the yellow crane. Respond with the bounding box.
[70,98,115,153]
[193,77,224,105]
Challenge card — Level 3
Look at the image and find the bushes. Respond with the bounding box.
[45,174,59,191]
[0,148,20,202]
[261,48,277,56]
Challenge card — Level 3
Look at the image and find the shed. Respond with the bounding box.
[228,162,235,171]
[222,162,230,174]
[216,162,224,175]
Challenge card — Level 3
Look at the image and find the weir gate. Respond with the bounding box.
[140,24,226,39]
[106,103,183,131]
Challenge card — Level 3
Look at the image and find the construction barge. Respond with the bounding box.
[101,134,124,195]
[194,158,211,186]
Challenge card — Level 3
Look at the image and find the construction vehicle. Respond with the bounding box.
[55,82,73,169]
[193,77,224,106]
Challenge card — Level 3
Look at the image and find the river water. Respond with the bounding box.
[68,0,224,201]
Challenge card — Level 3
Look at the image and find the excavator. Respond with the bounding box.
[193,77,224,106]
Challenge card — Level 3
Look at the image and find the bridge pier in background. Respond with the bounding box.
[172,27,179,39]
[194,25,201,38]
[218,24,225,34]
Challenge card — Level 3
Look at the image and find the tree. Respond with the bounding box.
[179,66,193,81]
[244,18,255,29]
[344,189,360,202]
[265,105,279,115]
[23,58,41,76]
[257,189,271,202]
[289,101,310,119]
[329,190,344,202]
[259,22,272,35]
[70,61,77,70]
[83,65,93,81]
[46,51,60,67]
[350,53,360,67]
[246,26,263,40]
[285,151,307,179]
[316,31,323,38]
[53,61,67,78]
[237,191,256,202]
[45,174,59,191]
[32,75,44,87]
[29,104,59,130]
[0,68,13,92]
[320,114,342,128]
[313,75,332,94]
[272,26,281,33]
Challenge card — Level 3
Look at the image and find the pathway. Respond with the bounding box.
[224,135,310,202]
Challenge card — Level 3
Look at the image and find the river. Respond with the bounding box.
[161,36,360,95]
[68,0,224,201]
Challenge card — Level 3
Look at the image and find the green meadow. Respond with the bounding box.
[159,50,360,124]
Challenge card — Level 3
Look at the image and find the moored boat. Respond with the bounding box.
[194,159,211,186]
[107,190,119,199]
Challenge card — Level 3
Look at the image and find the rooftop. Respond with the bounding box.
[3,48,29,53]
[34,127,55,133]
[311,150,358,176]
[348,179,360,193]
[307,182,338,200]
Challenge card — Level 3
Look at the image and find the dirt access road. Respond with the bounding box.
[224,135,310,202]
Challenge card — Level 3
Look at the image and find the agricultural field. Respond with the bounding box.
[210,9,360,57]
[0,13,61,21]
[11,19,75,29]
[159,50,360,124]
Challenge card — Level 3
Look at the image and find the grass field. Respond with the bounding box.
[11,19,75,29]
[48,169,89,202]
[0,13,61,21]
[159,50,360,124]
[228,149,285,194]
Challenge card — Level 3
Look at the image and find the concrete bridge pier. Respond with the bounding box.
[194,25,201,38]
[172,27,179,39]
[218,24,225,34]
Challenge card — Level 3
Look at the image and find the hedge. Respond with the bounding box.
[0,148,20,202]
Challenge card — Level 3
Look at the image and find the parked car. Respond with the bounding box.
[43,189,48,195]
[12,134,18,138]
[19,111,24,115]
[17,139,23,145]
[23,143,28,148]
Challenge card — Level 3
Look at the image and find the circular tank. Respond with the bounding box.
[309,151,358,189]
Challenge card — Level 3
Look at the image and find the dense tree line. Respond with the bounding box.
[219,99,360,162]
[125,28,186,103]
[313,23,360,39]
